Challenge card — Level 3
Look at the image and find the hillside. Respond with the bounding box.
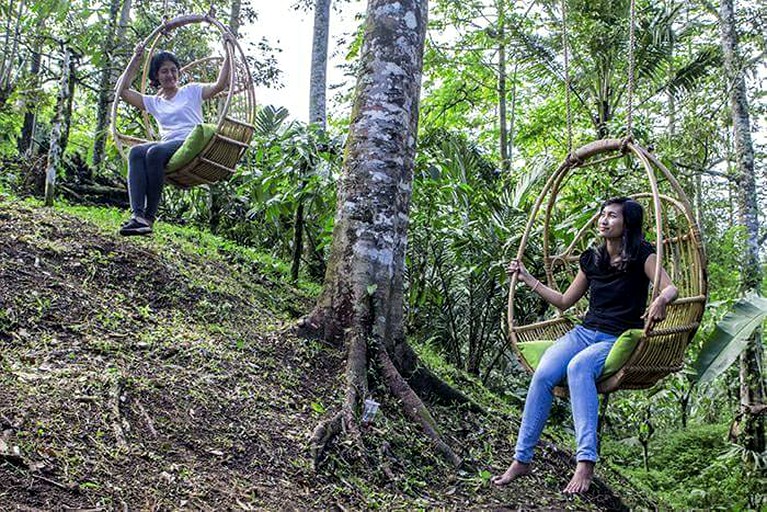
[0,198,646,510]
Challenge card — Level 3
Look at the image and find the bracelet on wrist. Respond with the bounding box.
[531,279,541,293]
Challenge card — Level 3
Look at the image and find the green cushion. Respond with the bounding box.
[602,329,643,378]
[517,341,554,372]
[517,328,644,381]
[166,123,217,172]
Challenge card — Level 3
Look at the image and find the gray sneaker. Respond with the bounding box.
[119,218,152,236]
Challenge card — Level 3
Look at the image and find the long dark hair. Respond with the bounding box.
[148,51,181,88]
[596,197,645,271]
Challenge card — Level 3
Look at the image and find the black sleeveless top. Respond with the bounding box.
[579,240,655,336]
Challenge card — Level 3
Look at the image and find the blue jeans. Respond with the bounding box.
[127,140,184,220]
[515,325,617,464]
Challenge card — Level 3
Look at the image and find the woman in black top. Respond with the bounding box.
[492,197,678,493]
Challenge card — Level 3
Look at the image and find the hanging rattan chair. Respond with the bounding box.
[507,138,707,395]
[110,12,256,189]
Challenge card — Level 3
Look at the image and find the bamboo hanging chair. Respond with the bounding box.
[507,139,708,395]
[110,12,256,189]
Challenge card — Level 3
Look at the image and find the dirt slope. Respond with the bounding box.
[0,200,643,510]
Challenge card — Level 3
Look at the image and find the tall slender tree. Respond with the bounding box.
[45,47,77,206]
[0,0,25,105]
[720,0,765,453]
[206,0,243,233]
[229,0,241,34]
[292,0,332,281]
[495,0,509,172]
[17,19,44,155]
[92,0,132,170]
[309,0,331,128]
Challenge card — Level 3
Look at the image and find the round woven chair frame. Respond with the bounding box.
[110,13,256,188]
[507,139,708,395]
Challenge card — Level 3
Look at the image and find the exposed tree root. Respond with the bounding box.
[394,343,485,413]
[377,347,462,467]
[303,312,471,469]
[408,368,485,413]
[135,400,158,439]
[295,315,326,342]
[108,376,129,452]
[310,329,368,468]
[310,412,344,468]
[378,441,397,482]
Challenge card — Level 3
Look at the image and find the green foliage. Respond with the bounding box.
[0,105,23,157]
[159,106,341,278]
[604,423,765,510]
[693,292,767,385]
[407,127,532,378]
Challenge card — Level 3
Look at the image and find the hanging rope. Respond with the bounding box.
[625,0,637,140]
[561,0,573,154]
[160,0,170,30]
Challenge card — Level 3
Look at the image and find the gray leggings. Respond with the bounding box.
[127,139,184,220]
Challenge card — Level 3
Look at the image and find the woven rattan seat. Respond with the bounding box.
[507,139,707,394]
[111,13,255,188]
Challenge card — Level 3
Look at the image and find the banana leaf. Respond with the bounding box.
[693,292,767,385]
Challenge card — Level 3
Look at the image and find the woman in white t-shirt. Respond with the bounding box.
[117,41,231,235]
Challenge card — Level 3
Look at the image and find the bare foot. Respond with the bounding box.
[563,460,594,494]
[491,460,531,486]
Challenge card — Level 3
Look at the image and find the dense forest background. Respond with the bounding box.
[0,0,765,509]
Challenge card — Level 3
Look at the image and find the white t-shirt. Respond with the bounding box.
[143,83,205,141]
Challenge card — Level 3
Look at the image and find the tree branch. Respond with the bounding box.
[673,159,734,182]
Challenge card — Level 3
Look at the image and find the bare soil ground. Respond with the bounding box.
[0,199,649,510]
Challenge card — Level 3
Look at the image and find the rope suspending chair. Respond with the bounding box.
[110,11,256,188]
[506,0,707,396]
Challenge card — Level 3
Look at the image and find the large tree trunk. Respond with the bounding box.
[305,0,426,345]
[92,0,132,170]
[45,47,75,206]
[301,0,465,468]
[720,0,765,454]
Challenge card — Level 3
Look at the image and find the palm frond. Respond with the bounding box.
[509,154,554,209]
[665,46,722,97]
[633,4,679,84]
[254,105,291,137]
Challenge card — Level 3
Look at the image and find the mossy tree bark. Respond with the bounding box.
[301,0,471,469]
[720,0,765,453]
